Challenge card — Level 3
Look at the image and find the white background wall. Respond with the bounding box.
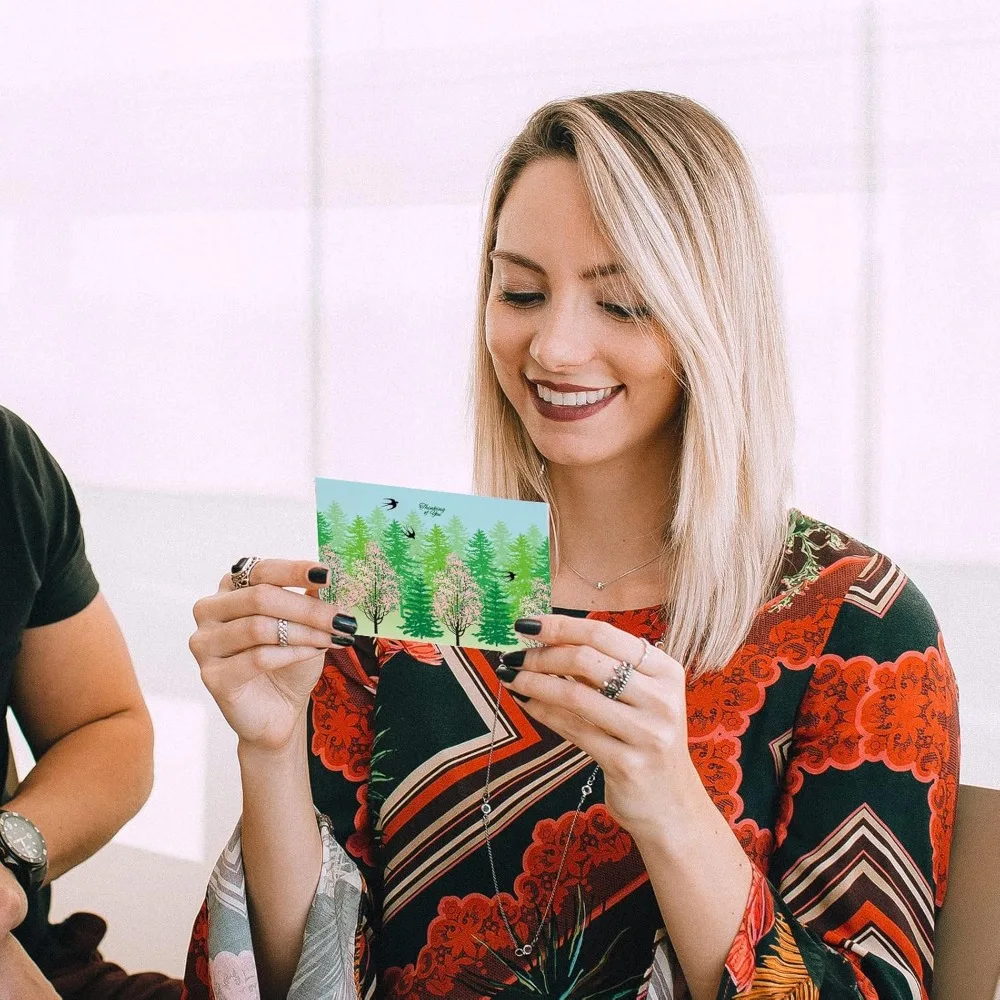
[1,0,997,978]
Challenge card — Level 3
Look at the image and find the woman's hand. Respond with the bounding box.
[497,614,705,844]
[189,558,357,753]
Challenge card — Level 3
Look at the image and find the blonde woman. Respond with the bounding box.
[182,92,958,1000]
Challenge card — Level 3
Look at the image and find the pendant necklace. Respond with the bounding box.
[480,670,601,959]
[560,552,660,591]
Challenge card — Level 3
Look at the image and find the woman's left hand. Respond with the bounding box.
[498,614,706,845]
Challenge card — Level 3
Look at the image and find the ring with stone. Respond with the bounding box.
[231,556,261,590]
[600,660,634,701]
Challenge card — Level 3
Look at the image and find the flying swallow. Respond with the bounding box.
[504,571,516,581]
[382,498,400,510]
[404,527,416,539]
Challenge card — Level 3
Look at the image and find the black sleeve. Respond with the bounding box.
[0,407,99,628]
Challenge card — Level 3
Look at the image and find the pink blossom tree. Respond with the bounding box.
[353,541,400,634]
[432,554,482,645]
[318,545,361,609]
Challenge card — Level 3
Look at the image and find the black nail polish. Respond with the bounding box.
[231,557,249,573]
[511,691,530,703]
[499,649,526,668]
[514,617,542,636]
[331,634,355,647]
[332,614,357,635]
[309,566,330,584]
[496,664,518,682]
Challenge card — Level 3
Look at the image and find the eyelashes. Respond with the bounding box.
[496,290,651,322]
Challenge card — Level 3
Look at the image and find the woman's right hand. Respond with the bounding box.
[189,558,357,753]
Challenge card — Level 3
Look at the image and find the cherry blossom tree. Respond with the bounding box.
[318,545,361,609]
[353,541,400,634]
[432,554,482,645]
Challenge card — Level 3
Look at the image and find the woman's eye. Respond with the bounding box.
[600,301,652,322]
[498,290,544,307]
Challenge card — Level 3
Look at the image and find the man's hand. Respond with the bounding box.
[0,866,58,1000]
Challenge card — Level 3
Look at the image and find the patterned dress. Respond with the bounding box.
[181,509,960,1000]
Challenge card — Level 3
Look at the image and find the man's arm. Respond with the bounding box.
[5,592,153,882]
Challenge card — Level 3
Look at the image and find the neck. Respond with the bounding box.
[545,428,680,609]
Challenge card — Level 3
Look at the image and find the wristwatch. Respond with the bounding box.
[0,810,48,896]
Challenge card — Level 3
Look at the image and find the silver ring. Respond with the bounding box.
[634,637,653,672]
[277,618,289,647]
[231,556,261,590]
[600,660,634,701]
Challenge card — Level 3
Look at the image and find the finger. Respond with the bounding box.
[515,614,674,677]
[203,584,354,633]
[505,644,647,707]
[0,868,27,934]
[199,644,324,691]
[518,696,624,764]
[501,669,639,741]
[200,616,353,658]
[219,558,332,594]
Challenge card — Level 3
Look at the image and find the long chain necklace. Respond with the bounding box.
[561,552,661,591]
[480,671,601,958]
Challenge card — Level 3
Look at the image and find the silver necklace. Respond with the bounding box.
[481,672,601,958]
[561,552,661,591]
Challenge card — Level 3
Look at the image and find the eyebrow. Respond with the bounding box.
[489,249,624,281]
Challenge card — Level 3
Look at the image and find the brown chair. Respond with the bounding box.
[933,783,1000,1000]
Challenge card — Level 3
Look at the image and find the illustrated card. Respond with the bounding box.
[315,477,551,652]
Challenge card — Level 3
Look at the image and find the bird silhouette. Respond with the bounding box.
[404,527,416,539]
[382,498,400,510]
[503,571,516,581]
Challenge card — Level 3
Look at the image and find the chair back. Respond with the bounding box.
[933,783,1000,1000]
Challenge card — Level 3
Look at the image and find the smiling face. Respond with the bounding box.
[485,156,684,473]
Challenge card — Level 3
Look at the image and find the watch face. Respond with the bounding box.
[0,812,45,864]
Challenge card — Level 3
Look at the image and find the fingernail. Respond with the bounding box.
[514,618,542,636]
[499,649,525,668]
[309,566,330,584]
[331,634,355,646]
[511,691,529,703]
[496,664,518,682]
[332,614,357,635]
[231,557,249,573]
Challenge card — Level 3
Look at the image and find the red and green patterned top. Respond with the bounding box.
[181,509,959,1000]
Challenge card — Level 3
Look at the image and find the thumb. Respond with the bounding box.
[0,867,27,934]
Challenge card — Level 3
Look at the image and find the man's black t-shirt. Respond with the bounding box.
[0,405,99,957]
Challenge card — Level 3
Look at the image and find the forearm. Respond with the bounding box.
[632,775,753,1000]
[238,714,324,1000]
[6,707,153,882]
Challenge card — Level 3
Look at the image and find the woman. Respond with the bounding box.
[182,92,959,1000]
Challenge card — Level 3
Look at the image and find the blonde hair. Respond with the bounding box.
[470,91,793,676]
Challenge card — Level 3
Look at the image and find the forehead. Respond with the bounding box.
[495,157,612,264]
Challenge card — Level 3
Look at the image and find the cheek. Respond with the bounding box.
[484,305,526,377]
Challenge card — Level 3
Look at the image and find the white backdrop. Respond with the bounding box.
[1,0,997,977]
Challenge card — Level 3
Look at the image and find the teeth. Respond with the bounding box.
[536,384,617,406]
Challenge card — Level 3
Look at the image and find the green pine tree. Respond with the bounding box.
[444,515,469,557]
[525,523,545,551]
[325,501,349,553]
[488,520,512,570]
[506,533,538,606]
[465,529,498,593]
[382,520,416,581]
[317,510,333,550]
[475,577,516,645]
[400,572,443,638]
[422,524,451,584]
[533,536,551,582]
[366,505,389,543]
[344,515,371,571]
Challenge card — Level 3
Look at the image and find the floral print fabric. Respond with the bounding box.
[180,509,959,1000]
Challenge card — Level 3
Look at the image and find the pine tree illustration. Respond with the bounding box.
[432,555,482,645]
[444,515,469,557]
[533,536,551,581]
[366,505,389,543]
[325,501,349,553]
[400,572,443,638]
[506,533,538,606]
[317,511,333,550]
[381,520,416,582]
[488,520,512,570]
[344,515,371,571]
[422,524,451,585]
[464,529,498,593]
[475,577,516,645]
[353,541,400,634]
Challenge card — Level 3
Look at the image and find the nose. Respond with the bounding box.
[528,290,597,374]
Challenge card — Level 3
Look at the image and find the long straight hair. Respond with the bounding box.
[470,91,793,676]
